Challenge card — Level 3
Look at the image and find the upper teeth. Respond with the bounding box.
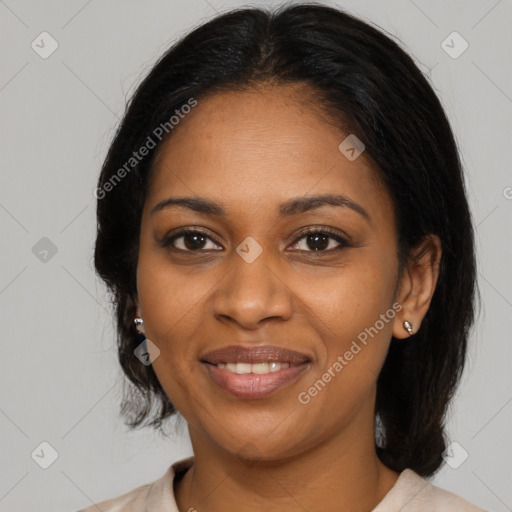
[217,362,290,374]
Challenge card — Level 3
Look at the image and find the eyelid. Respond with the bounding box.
[160,225,351,252]
[289,225,351,248]
[159,227,223,249]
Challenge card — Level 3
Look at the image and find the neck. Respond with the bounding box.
[174,417,400,512]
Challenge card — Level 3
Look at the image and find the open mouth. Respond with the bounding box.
[200,344,311,399]
[213,361,297,374]
[201,359,310,399]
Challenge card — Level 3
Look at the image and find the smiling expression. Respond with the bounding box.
[135,83,405,460]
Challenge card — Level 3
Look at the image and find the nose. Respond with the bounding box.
[211,246,293,330]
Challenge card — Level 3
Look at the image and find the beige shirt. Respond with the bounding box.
[76,456,486,511]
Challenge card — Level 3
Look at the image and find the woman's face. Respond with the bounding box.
[136,85,404,460]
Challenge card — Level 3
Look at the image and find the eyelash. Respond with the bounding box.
[160,227,351,254]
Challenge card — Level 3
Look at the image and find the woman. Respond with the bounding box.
[81,3,484,511]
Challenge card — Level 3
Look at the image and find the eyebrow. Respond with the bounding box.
[150,193,370,222]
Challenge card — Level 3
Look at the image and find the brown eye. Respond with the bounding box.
[289,228,350,252]
[161,229,223,252]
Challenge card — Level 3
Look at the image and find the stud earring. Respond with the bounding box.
[134,317,145,336]
[403,320,413,336]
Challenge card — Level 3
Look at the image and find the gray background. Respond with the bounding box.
[0,0,511,511]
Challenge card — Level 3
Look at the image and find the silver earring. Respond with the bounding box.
[134,317,145,334]
[403,320,413,336]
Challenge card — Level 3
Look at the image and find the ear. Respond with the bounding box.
[133,300,146,335]
[392,234,442,339]
[133,295,143,321]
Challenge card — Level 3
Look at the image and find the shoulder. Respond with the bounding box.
[374,468,487,512]
[74,456,194,512]
[75,480,150,512]
[414,474,487,511]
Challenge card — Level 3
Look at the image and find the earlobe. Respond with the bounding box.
[134,295,142,317]
[403,320,414,336]
[392,234,442,340]
[134,298,144,330]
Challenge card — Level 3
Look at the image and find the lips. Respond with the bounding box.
[200,344,310,365]
[200,344,311,399]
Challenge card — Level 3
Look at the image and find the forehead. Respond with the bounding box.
[146,85,391,222]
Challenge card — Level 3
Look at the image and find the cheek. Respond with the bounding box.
[297,255,398,411]
[135,268,205,412]
[136,249,207,345]
[303,253,397,343]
